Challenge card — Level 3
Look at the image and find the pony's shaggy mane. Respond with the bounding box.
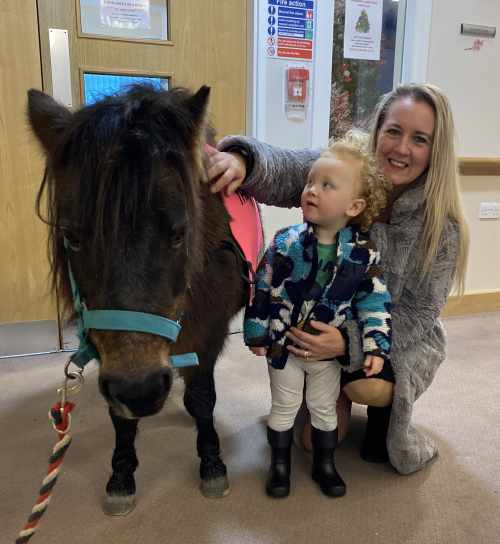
[36,85,204,315]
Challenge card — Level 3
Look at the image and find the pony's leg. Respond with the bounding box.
[102,407,139,516]
[183,368,229,498]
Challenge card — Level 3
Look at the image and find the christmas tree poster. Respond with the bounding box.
[343,0,383,60]
[355,10,370,33]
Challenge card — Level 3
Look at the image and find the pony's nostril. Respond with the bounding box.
[100,370,171,417]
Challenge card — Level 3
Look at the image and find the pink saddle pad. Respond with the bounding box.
[223,192,264,300]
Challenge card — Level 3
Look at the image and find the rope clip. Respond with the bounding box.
[52,360,85,433]
[57,360,84,407]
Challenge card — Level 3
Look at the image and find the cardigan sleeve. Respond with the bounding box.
[389,220,460,352]
[218,135,320,208]
[337,219,460,367]
[352,250,392,359]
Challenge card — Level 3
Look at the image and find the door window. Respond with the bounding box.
[82,72,169,104]
[330,0,404,140]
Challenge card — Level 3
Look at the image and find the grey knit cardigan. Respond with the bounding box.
[220,136,460,475]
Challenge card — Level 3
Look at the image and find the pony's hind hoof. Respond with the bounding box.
[102,493,136,516]
[200,475,230,498]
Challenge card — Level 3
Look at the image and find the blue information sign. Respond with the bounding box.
[279,8,306,18]
[278,17,308,29]
[278,28,306,38]
[269,0,314,8]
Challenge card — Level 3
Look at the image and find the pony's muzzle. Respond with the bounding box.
[99,367,173,418]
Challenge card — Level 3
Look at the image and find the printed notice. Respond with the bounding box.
[343,0,383,61]
[100,0,151,30]
[265,0,315,61]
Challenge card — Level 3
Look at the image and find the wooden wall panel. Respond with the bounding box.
[0,1,56,323]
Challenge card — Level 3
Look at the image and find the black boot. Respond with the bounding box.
[266,427,293,498]
[311,427,346,498]
[360,405,391,463]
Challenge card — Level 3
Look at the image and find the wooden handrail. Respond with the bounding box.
[459,157,500,176]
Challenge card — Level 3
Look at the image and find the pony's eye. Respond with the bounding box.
[170,224,186,249]
[171,234,184,249]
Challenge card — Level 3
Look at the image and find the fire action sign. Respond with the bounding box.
[265,0,315,61]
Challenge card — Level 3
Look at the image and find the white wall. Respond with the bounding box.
[427,0,499,157]
[425,0,500,293]
[250,0,335,244]
[461,177,500,293]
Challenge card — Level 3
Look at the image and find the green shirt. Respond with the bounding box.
[316,242,337,290]
[297,241,337,329]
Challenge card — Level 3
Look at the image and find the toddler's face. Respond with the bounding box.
[301,156,362,230]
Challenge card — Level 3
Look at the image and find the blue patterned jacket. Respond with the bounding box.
[244,223,392,369]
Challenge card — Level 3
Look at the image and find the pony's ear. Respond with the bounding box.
[27,89,72,155]
[184,86,210,127]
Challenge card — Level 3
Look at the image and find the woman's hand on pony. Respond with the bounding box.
[205,144,246,195]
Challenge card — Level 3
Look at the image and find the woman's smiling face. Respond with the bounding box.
[375,96,435,187]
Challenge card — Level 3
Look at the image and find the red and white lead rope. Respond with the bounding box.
[15,401,76,544]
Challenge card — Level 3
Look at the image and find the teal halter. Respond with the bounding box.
[64,238,198,370]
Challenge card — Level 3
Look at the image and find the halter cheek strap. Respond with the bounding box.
[64,238,198,370]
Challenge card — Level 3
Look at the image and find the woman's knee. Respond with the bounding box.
[343,379,394,407]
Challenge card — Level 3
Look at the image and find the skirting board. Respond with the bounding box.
[442,290,500,317]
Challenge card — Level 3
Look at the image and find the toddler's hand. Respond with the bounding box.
[250,346,267,356]
[363,355,384,377]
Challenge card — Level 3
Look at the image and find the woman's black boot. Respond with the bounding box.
[266,427,293,498]
[360,405,391,463]
[311,427,346,497]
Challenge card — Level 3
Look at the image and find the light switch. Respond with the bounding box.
[478,202,500,219]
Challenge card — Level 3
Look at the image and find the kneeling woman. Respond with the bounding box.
[206,83,469,475]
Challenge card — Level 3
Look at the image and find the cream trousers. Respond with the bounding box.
[267,354,340,432]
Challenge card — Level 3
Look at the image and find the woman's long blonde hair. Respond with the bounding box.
[369,83,469,295]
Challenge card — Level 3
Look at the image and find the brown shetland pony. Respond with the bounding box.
[28,85,248,514]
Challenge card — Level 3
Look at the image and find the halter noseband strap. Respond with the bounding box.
[64,238,198,370]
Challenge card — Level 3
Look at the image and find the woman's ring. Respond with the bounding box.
[304,350,309,360]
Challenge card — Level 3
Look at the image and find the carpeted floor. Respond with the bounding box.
[2,312,499,544]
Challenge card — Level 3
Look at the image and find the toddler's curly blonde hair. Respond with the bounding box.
[321,130,390,232]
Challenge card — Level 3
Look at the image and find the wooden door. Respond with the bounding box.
[38,0,248,135]
[0,0,248,356]
[0,1,60,357]
[37,0,249,347]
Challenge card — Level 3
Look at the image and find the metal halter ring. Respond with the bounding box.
[56,360,85,409]
[63,359,85,382]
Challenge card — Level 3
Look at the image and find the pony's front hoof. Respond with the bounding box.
[199,456,229,498]
[104,472,136,515]
[200,475,230,498]
[102,493,136,516]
